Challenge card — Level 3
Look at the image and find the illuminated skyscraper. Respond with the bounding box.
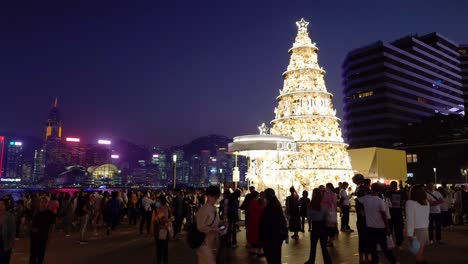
[5,141,23,179]
[44,98,66,179]
[343,33,467,148]
[33,149,45,183]
[45,98,62,141]
[0,136,4,177]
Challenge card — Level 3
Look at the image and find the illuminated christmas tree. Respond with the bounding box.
[270,18,353,188]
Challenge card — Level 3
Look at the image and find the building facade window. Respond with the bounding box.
[352,90,374,99]
[406,153,418,163]
[417,97,428,103]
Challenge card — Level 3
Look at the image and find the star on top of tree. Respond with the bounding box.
[296,18,309,32]
[258,123,269,135]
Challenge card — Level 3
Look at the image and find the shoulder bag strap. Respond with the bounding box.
[426,191,438,200]
[209,213,217,227]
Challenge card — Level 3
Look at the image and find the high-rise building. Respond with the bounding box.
[44,98,66,179]
[343,33,468,148]
[199,150,210,186]
[33,149,45,183]
[0,136,5,177]
[461,45,468,116]
[45,98,62,141]
[5,141,23,179]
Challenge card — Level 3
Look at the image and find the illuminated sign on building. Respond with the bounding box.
[98,139,111,145]
[0,178,21,182]
[9,141,22,146]
[111,154,119,159]
[66,137,80,142]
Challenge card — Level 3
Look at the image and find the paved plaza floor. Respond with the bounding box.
[10,213,468,264]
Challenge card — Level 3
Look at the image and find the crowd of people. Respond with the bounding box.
[0,178,467,264]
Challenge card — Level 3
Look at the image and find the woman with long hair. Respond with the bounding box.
[406,185,430,264]
[305,188,332,264]
[259,188,288,264]
[321,183,338,247]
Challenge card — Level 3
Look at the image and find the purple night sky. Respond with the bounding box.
[1,0,467,147]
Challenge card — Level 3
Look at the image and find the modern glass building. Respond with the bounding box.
[343,33,468,148]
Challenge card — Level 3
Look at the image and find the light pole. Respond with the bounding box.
[461,169,468,185]
[173,154,177,189]
[433,167,437,185]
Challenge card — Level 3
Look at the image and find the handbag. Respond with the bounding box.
[158,228,168,240]
[386,235,395,250]
[409,238,420,254]
[325,211,337,227]
[187,214,216,249]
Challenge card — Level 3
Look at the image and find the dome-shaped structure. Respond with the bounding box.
[88,164,120,186]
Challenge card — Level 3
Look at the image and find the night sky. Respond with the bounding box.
[1,0,467,147]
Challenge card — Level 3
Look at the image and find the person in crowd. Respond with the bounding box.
[453,186,463,225]
[93,191,103,233]
[219,190,230,221]
[286,187,301,240]
[299,190,311,232]
[437,187,453,231]
[363,179,371,193]
[29,197,54,264]
[305,188,332,264]
[104,191,123,236]
[321,183,338,247]
[48,194,59,233]
[128,191,139,225]
[80,194,94,245]
[227,189,241,247]
[151,196,172,264]
[75,192,91,245]
[339,182,353,232]
[140,191,154,236]
[355,184,370,264]
[172,190,185,239]
[462,185,468,224]
[425,181,443,244]
[387,181,405,247]
[246,191,264,256]
[14,200,26,239]
[406,185,430,264]
[0,199,16,264]
[240,186,256,228]
[259,188,288,264]
[196,186,222,264]
[60,193,73,237]
[358,183,396,264]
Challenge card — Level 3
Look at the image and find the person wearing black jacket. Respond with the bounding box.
[259,188,287,264]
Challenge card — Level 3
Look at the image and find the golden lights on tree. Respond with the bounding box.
[269,18,353,189]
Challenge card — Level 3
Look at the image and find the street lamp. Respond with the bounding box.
[461,169,468,185]
[433,167,437,185]
[173,154,177,189]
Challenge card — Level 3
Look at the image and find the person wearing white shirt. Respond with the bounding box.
[425,182,443,243]
[387,181,405,247]
[140,192,154,235]
[339,182,353,232]
[406,184,430,264]
[358,184,396,264]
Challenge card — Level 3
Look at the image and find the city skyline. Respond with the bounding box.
[2,0,468,147]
